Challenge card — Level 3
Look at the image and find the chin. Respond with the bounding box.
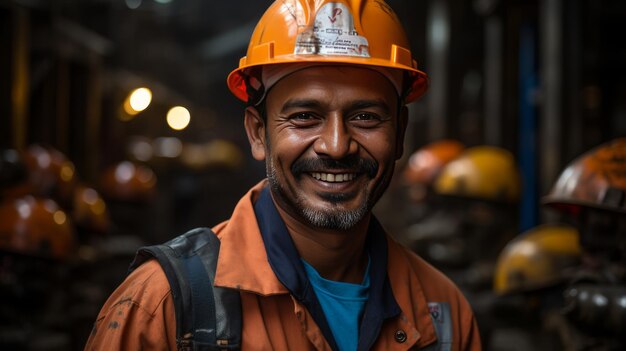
[299,200,370,231]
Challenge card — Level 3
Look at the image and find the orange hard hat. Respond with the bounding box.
[0,195,75,260]
[100,161,157,203]
[543,138,626,214]
[227,0,428,104]
[20,144,77,203]
[403,140,465,186]
[72,184,110,234]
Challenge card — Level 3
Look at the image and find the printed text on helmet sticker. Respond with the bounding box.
[294,2,370,58]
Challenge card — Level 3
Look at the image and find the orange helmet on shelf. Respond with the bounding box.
[493,224,582,295]
[227,0,428,104]
[0,195,75,260]
[20,144,78,203]
[434,146,522,203]
[543,138,626,215]
[403,140,465,186]
[100,161,157,203]
[72,184,110,235]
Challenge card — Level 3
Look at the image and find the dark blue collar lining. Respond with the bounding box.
[254,186,401,351]
[357,218,403,351]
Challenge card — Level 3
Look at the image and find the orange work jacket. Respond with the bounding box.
[85,181,481,350]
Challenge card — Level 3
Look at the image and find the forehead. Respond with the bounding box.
[266,66,399,108]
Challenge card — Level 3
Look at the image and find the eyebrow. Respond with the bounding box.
[280,98,324,113]
[280,98,392,115]
[348,100,392,115]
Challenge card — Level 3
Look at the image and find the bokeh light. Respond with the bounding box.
[166,106,191,130]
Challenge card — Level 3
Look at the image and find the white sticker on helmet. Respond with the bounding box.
[294,2,370,57]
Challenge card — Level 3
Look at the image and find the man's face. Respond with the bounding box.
[246,66,407,230]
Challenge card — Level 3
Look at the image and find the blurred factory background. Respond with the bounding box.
[1,0,625,350]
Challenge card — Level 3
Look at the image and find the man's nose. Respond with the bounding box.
[313,115,358,158]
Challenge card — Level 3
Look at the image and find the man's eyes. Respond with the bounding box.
[285,112,388,127]
[352,113,381,121]
[290,112,316,120]
[286,112,320,126]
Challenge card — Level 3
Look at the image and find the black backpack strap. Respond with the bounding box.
[129,227,242,350]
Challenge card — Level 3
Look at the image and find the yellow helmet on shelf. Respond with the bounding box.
[493,224,581,295]
[434,146,521,203]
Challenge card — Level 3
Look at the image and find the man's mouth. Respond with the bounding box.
[310,172,357,183]
[292,156,378,181]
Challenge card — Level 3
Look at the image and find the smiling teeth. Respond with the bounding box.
[311,173,356,182]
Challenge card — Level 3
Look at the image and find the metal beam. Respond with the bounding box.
[484,16,503,145]
[11,5,29,150]
[426,0,450,140]
[539,0,563,194]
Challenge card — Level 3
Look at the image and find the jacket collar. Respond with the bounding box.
[213,181,287,295]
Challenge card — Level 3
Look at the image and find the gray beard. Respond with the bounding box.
[266,161,370,230]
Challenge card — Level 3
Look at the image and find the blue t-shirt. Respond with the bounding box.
[301,259,371,351]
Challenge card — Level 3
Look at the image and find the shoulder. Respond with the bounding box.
[387,237,473,310]
[86,259,177,350]
[101,259,172,317]
[388,238,457,289]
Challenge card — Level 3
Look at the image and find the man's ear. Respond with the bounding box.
[395,106,409,160]
[244,106,267,161]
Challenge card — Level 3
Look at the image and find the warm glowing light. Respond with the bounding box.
[166,106,191,130]
[60,163,75,182]
[122,101,134,119]
[129,88,152,112]
[53,210,67,225]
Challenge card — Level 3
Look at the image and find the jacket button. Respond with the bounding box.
[394,330,407,343]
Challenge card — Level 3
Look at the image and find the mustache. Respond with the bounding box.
[291,155,378,179]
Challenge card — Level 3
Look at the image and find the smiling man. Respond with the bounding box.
[86,1,481,350]
[256,67,400,233]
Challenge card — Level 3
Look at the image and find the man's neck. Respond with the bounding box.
[272,201,370,284]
